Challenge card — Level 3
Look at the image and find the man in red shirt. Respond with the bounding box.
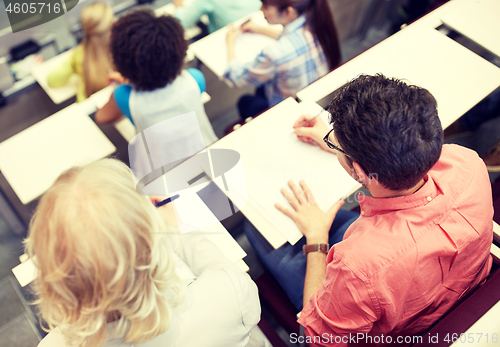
[245,74,493,345]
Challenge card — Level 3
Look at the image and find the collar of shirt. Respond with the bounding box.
[359,174,440,217]
[280,14,307,37]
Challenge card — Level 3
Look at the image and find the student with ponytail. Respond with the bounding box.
[224,0,340,119]
[47,2,114,102]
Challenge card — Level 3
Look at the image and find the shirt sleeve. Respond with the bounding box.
[46,54,75,88]
[186,68,206,94]
[174,0,214,29]
[223,50,277,88]
[174,231,261,331]
[113,84,133,124]
[298,257,379,346]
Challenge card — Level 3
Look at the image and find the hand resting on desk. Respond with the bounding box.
[275,180,344,244]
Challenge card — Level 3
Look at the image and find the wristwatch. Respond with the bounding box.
[303,243,329,255]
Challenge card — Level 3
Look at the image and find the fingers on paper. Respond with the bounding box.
[287,180,307,204]
[299,180,316,203]
[275,203,295,219]
[280,187,299,210]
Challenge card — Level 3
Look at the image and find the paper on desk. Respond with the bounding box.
[190,11,281,77]
[12,258,37,287]
[223,100,356,245]
[0,104,116,204]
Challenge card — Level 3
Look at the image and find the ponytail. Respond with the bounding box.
[266,0,341,70]
[307,0,340,70]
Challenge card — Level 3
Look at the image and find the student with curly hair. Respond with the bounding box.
[29,159,262,347]
[47,2,114,102]
[95,10,217,147]
[224,0,340,119]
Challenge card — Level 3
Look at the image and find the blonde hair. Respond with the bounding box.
[81,2,114,98]
[25,159,184,347]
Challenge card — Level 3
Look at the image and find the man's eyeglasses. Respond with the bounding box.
[323,129,350,157]
[323,128,372,179]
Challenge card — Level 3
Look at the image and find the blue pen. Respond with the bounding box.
[154,194,180,208]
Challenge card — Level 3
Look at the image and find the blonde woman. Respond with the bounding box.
[27,159,262,347]
[47,2,114,102]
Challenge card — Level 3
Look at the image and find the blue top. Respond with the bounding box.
[114,68,206,125]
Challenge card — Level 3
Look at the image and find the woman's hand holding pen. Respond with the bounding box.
[149,196,179,228]
[240,20,262,34]
[293,114,331,152]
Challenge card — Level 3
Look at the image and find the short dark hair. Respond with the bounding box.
[110,10,187,91]
[329,74,443,191]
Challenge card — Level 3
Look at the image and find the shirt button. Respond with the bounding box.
[427,196,432,202]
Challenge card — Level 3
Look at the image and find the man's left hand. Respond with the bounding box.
[275,180,344,244]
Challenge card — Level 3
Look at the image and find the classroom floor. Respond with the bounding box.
[5,4,499,347]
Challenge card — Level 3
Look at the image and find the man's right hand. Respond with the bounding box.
[293,115,332,152]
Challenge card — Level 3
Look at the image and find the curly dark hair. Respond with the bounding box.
[329,74,443,191]
[110,10,187,91]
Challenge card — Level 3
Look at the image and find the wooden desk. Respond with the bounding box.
[190,11,281,78]
[441,0,500,58]
[297,7,500,129]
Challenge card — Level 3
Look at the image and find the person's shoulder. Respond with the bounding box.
[440,143,483,164]
[38,328,69,347]
[431,144,488,188]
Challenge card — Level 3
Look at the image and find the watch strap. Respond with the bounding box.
[303,243,329,255]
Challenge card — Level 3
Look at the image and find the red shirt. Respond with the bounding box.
[298,144,493,346]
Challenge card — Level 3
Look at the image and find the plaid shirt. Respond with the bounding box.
[224,15,329,107]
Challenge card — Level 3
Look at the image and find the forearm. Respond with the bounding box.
[94,95,122,124]
[227,42,237,62]
[303,252,327,308]
[255,26,282,39]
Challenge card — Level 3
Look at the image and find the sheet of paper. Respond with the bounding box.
[0,103,116,204]
[31,49,78,104]
[12,258,37,287]
[190,11,281,77]
[210,98,359,245]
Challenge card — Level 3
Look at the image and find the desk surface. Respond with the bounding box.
[0,103,116,205]
[296,25,500,129]
[441,0,500,58]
